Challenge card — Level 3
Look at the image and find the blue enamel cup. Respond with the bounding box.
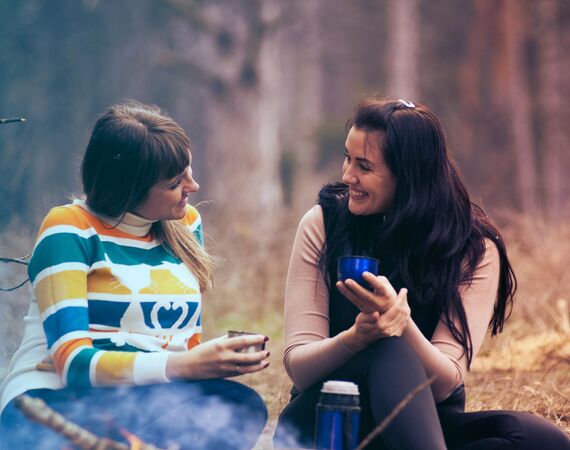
[337,256,379,289]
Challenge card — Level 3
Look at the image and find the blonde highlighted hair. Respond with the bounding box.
[155,219,214,292]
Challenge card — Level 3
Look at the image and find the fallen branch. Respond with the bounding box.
[0,255,30,292]
[0,117,26,124]
[355,375,437,450]
[0,256,30,265]
[15,395,167,450]
[0,278,29,292]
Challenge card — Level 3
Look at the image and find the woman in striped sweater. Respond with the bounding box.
[0,102,269,449]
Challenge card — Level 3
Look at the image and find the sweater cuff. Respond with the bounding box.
[132,352,170,385]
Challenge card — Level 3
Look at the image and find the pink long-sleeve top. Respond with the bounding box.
[283,205,500,402]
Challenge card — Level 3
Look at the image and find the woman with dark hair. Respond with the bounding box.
[274,98,570,449]
[0,102,269,450]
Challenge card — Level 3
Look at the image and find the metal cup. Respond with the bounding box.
[227,330,266,353]
[337,256,379,290]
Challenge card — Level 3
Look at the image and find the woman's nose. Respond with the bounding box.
[187,179,199,193]
[342,169,357,185]
[182,177,199,194]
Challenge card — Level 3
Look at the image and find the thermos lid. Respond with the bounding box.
[321,380,359,396]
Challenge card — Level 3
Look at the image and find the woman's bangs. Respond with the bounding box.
[154,131,191,181]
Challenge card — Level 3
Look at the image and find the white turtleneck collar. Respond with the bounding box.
[74,199,157,237]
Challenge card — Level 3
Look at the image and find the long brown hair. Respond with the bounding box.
[319,98,516,368]
[81,101,214,291]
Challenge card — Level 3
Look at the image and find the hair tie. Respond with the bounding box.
[398,99,415,108]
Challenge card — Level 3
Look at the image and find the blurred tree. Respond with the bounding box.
[277,0,325,209]
[454,0,569,219]
[157,0,284,228]
[535,0,565,220]
[0,0,208,229]
[503,0,540,215]
[1,0,569,231]
[386,0,419,99]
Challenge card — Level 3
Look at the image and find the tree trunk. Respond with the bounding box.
[386,0,419,100]
[503,0,539,215]
[203,2,282,230]
[277,0,324,209]
[204,90,281,226]
[535,0,565,220]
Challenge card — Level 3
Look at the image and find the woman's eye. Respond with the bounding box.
[360,164,371,172]
[168,180,181,190]
[344,152,351,162]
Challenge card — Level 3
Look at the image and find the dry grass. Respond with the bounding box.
[467,330,569,431]
[1,209,569,448]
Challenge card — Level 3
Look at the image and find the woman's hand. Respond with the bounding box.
[341,287,410,353]
[166,334,270,380]
[336,272,398,313]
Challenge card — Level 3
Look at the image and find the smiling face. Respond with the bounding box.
[133,164,199,221]
[342,126,396,216]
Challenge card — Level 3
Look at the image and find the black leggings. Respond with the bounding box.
[274,338,570,449]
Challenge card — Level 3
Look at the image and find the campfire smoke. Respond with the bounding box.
[14,395,169,450]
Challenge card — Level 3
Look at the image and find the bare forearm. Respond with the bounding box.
[284,334,356,390]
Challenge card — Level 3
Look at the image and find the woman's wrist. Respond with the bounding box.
[340,327,366,353]
[166,352,190,380]
[400,316,418,341]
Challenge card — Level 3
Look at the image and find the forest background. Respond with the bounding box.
[1,0,569,447]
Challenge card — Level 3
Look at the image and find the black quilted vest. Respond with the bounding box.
[318,183,440,341]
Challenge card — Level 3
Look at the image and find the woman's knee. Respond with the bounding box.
[149,380,269,430]
[210,379,266,405]
[364,336,420,360]
[274,386,321,449]
[204,379,268,427]
[502,411,570,449]
[463,410,570,449]
[235,383,268,427]
[138,381,268,449]
[361,337,426,378]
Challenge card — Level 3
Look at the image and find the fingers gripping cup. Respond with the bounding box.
[227,330,266,353]
[337,256,379,290]
[315,381,361,450]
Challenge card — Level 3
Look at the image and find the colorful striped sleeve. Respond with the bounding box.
[28,206,168,388]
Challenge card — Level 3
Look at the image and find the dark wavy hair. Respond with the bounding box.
[318,98,516,368]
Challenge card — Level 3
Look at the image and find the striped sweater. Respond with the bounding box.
[1,201,203,411]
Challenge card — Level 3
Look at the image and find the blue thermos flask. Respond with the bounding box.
[315,380,361,450]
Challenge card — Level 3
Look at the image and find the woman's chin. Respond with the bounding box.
[348,201,367,216]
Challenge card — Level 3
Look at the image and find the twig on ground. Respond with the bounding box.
[355,376,437,450]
